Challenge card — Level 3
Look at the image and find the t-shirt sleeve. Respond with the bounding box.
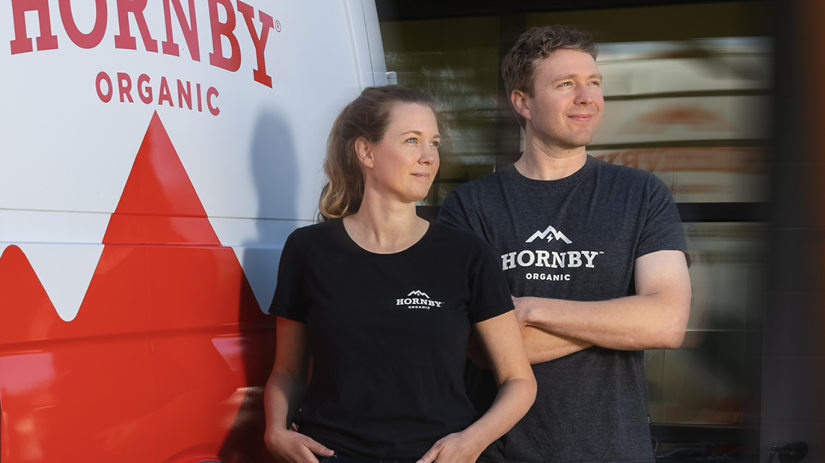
[438,187,476,233]
[636,175,687,258]
[269,230,309,322]
[467,237,514,323]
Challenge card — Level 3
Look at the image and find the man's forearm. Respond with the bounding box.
[521,326,592,364]
[515,250,691,351]
[516,292,688,351]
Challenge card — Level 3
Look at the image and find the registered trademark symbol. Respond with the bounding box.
[275,20,281,32]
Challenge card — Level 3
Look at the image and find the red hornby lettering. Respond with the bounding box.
[162,0,200,60]
[118,72,134,102]
[114,0,159,52]
[9,0,58,54]
[178,79,192,109]
[138,73,152,103]
[95,71,113,102]
[9,0,277,87]
[196,83,203,111]
[237,0,274,87]
[159,76,173,106]
[59,0,108,49]
[207,87,220,115]
[208,0,241,72]
[97,71,219,115]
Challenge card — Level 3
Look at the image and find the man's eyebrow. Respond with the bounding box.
[553,73,603,81]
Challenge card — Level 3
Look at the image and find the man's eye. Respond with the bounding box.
[405,138,416,143]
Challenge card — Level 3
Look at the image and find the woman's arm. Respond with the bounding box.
[467,325,591,367]
[264,317,335,463]
[418,311,537,463]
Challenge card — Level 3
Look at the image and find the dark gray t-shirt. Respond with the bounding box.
[438,155,686,463]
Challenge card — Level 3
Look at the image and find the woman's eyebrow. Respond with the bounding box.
[399,131,440,138]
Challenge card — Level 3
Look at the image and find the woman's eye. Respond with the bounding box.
[405,138,417,143]
[430,141,439,148]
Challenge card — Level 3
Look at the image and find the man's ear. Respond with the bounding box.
[354,137,375,169]
[511,90,531,121]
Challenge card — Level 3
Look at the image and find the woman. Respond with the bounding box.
[264,86,535,463]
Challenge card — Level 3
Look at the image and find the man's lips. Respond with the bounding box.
[568,114,594,122]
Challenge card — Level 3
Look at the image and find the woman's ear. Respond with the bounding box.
[354,137,375,169]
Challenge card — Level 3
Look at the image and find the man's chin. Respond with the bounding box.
[557,136,596,151]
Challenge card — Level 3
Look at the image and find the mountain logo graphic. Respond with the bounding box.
[407,290,430,298]
[526,225,572,244]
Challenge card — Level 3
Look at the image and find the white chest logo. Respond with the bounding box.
[396,290,443,309]
[526,225,572,244]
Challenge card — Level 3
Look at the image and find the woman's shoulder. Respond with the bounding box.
[286,218,341,245]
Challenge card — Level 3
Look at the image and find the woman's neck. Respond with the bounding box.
[343,193,429,254]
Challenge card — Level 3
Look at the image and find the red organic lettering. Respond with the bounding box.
[208,0,240,72]
[114,0,158,52]
[162,0,199,61]
[96,72,113,102]
[177,80,192,109]
[196,83,202,112]
[118,72,134,102]
[237,1,273,87]
[138,74,153,103]
[158,76,174,106]
[59,0,107,49]
[10,0,58,54]
[207,87,219,116]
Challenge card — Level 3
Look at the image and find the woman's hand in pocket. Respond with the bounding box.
[265,428,334,463]
[417,432,483,463]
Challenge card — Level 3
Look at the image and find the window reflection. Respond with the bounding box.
[592,38,771,203]
[648,223,765,426]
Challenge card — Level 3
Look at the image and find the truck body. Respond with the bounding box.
[0,1,387,461]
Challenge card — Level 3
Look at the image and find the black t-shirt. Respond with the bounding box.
[439,156,687,463]
[270,219,514,460]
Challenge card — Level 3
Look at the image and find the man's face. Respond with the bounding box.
[523,49,603,150]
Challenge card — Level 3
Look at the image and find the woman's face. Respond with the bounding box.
[363,102,440,204]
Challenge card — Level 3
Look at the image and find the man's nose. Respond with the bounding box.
[576,85,598,104]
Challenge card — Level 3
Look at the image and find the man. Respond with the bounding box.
[438,25,691,463]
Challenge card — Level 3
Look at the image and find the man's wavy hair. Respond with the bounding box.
[502,25,598,129]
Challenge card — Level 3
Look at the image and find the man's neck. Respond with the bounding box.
[514,137,588,181]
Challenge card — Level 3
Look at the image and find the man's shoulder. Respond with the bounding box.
[431,221,493,251]
[449,167,510,200]
[592,155,664,186]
